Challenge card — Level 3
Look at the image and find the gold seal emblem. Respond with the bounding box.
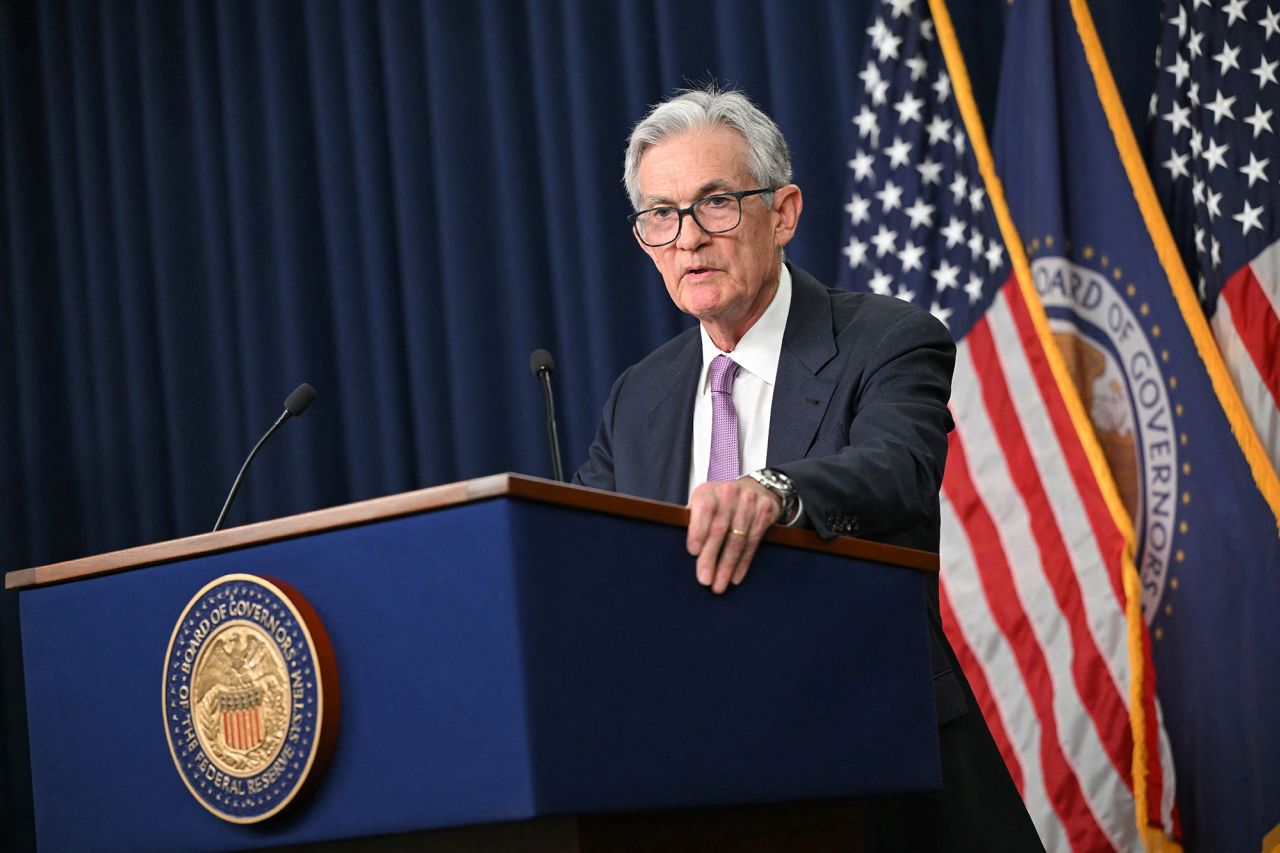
[163,574,339,823]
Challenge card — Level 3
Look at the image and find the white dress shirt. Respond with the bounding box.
[688,264,793,495]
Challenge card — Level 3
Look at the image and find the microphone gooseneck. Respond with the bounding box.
[213,383,316,532]
[529,349,565,483]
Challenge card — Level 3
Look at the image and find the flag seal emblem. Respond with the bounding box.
[162,574,339,823]
[1032,253,1184,622]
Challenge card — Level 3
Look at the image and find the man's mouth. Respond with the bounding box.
[684,266,716,280]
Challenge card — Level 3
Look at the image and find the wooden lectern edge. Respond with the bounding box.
[5,473,937,591]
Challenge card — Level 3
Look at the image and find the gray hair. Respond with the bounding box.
[623,85,793,212]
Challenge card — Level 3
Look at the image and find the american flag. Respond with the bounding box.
[838,1,1172,848]
[1150,0,1280,480]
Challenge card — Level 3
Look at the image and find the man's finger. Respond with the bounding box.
[711,494,758,593]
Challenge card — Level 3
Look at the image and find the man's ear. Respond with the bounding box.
[772,184,803,248]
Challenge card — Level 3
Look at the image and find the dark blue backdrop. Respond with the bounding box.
[0,1,1158,848]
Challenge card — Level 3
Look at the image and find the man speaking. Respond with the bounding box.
[574,85,1041,849]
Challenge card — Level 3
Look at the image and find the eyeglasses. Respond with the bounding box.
[628,187,779,247]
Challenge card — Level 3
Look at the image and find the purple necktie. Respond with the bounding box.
[707,355,741,482]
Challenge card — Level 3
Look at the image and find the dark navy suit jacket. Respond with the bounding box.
[575,265,1043,848]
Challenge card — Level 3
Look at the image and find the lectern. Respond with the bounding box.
[7,475,941,852]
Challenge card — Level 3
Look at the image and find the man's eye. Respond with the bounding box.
[701,195,732,208]
[650,207,678,219]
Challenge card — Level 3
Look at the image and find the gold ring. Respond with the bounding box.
[731,528,749,537]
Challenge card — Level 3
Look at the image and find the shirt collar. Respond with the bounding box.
[698,264,792,391]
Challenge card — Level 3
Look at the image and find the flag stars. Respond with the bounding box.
[1263,7,1280,40]
[843,235,869,268]
[1211,236,1222,265]
[949,173,968,204]
[932,72,951,102]
[953,128,967,153]
[1206,188,1224,220]
[875,179,905,212]
[931,259,961,290]
[1233,199,1265,236]
[1203,139,1229,173]
[917,157,944,184]
[1212,41,1241,76]
[1253,55,1279,89]
[871,225,898,257]
[877,29,903,61]
[899,240,926,272]
[964,273,985,303]
[925,115,953,145]
[1168,52,1191,87]
[929,300,953,327]
[941,217,967,248]
[1188,29,1204,58]
[894,91,925,124]
[1239,152,1270,186]
[1244,104,1273,137]
[845,193,872,224]
[1223,0,1249,27]
[1162,150,1190,179]
[969,186,986,212]
[869,268,894,295]
[894,283,917,302]
[985,239,1004,271]
[888,0,915,18]
[1163,101,1192,133]
[858,61,883,95]
[968,230,985,257]
[906,54,929,81]
[853,106,880,144]
[848,149,876,182]
[904,198,936,229]
[886,136,914,168]
[1204,89,1237,123]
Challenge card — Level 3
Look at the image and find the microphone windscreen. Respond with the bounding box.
[529,348,555,378]
[283,383,317,417]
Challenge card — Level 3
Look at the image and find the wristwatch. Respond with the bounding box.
[745,468,802,526]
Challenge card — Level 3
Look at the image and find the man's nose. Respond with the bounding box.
[674,211,710,250]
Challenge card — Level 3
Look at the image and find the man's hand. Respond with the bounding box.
[686,477,783,594]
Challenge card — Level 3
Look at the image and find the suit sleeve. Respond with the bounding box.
[776,307,955,546]
[571,368,629,492]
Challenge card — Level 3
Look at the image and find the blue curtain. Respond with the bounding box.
[0,1,1157,847]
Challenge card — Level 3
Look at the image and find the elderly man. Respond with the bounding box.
[574,86,1041,849]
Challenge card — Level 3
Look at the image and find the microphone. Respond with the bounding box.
[529,349,565,483]
[213,383,316,532]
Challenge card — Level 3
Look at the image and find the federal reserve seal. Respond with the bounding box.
[1031,252,1185,623]
[163,574,339,823]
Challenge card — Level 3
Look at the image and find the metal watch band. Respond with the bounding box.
[747,468,801,526]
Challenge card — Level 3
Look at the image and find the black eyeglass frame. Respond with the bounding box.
[627,187,780,247]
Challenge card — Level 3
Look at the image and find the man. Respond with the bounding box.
[574,86,1041,849]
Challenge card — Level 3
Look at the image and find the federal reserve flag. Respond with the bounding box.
[838,0,1173,848]
[994,1,1280,851]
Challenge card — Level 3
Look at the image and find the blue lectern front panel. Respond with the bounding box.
[22,502,538,851]
[20,496,939,851]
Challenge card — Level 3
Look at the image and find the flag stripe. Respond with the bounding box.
[968,309,1135,783]
[1215,258,1280,478]
[939,488,1067,851]
[1000,282,1173,830]
[947,323,1119,851]
[959,309,1137,849]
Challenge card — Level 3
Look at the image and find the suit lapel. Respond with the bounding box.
[639,332,700,504]
[768,266,838,465]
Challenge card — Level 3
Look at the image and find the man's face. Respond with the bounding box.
[634,126,801,337]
